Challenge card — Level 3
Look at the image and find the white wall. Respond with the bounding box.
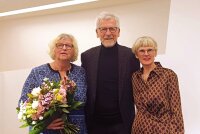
[0,0,169,71]
[2,0,200,133]
[0,73,3,132]
[0,0,182,133]
[0,69,30,134]
[156,0,200,133]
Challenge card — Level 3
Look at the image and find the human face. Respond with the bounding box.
[136,47,157,67]
[96,19,120,47]
[54,38,74,62]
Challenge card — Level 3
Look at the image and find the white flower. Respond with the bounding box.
[32,101,39,109]
[31,87,41,96]
[53,88,59,93]
[19,102,25,110]
[17,112,23,120]
[39,116,43,120]
[50,82,54,86]
[32,121,36,125]
[22,116,26,120]
[43,77,49,81]
[21,108,26,114]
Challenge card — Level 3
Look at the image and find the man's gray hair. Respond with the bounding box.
[95,12,120,29]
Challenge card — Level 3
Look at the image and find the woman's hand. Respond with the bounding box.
[47,118,65,130]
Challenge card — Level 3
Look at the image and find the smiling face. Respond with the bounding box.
[96,19,120,47]
[132,36,158,68]
[54,37,74,62]
[136,46,157,67]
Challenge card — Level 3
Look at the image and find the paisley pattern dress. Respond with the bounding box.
[19,63,87,134]
[132,62,184,134]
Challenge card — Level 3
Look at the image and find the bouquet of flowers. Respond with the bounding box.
[16,77,83,134]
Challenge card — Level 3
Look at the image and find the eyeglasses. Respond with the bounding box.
[98,27,118,33]
[138,48,155,55]
[56,43,73,50]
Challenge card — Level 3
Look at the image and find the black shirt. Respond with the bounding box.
[94,43,122,124]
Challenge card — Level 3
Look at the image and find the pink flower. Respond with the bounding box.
[17,77,81,134]
[58,87,67,103]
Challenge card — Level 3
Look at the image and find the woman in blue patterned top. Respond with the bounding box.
[18,33,87,134]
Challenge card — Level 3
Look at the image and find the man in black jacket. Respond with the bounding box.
[81,12,140,134]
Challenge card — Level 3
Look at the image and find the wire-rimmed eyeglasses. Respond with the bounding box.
[56,43,73,50]
[138,48,155,55]
[98,27,118,33]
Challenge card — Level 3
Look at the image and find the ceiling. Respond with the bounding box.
[0,0,144,20]
[0,0,69,12]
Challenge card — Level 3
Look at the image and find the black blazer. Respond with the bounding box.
[81,44,140,133]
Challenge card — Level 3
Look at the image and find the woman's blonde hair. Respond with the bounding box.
[48,33,78,62]
[132,36,158,55]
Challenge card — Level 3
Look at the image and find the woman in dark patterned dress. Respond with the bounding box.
[131,36,184,134]
[18,33,87,134]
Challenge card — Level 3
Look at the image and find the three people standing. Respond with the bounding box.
[19,12,184,134]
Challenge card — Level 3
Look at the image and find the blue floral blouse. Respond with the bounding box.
[18,63,87,134]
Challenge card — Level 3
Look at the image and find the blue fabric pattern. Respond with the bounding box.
[19,63,87,134]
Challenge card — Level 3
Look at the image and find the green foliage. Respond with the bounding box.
[17,78,84,134]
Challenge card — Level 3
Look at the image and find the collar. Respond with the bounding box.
[135,62,164,77]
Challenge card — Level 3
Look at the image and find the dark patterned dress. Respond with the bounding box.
[132,62,184,134]
[19,63,87,134]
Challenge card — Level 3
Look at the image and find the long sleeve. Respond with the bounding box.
[18,69,39,105]
[168,72,184,133]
